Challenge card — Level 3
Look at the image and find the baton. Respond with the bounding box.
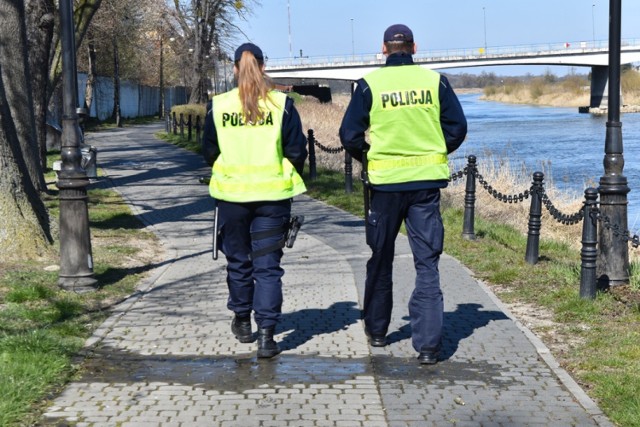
[361,148,370,223]
[199,176,219,260]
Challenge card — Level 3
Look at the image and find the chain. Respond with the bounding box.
[474,170,531,203]
[538,187,584,225]
[449,167,466,182]
[314,140,344,154]
[595,212,640,247]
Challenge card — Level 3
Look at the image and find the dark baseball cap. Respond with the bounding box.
[383,24,414,43]
[234,43,264,62]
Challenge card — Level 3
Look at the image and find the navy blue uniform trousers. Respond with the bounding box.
[218,199,291,329]
[364,188,444,353]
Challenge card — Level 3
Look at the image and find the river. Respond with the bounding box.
[454,93,640,230]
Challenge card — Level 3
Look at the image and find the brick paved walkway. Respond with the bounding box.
[41,124,613,426]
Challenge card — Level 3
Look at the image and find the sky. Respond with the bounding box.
[233,0,640,76]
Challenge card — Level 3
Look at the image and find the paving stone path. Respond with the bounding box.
[41,124,613,426]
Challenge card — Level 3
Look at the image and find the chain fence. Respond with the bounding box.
[306,129,640,299]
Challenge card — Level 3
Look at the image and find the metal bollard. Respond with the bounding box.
[580,188,599,299]
[195,115,201,145]
[525,171,544,264]
[344,151,353,193]
[307,129,317,180]
[179,113,184,138]
[187,114,193,141]
[172,112,177,134]
[462,155,477,240]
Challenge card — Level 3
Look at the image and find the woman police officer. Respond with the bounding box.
[202,43,308,358]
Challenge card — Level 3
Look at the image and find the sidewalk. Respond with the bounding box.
[41,124,613,426]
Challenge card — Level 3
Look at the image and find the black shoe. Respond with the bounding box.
[257,327,280,358]
[365,329,387,347]
[231,315,253,343]
[417,351,438,365]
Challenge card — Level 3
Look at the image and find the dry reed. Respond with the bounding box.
[295,93,587,248]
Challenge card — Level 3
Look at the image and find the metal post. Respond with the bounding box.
[159,32,165,119]
[597,0,629,287]
[525,172,544,265]
[57,0,97,292]
[307,129,317,180]
[462,155,477,240]
[580,188,599,299]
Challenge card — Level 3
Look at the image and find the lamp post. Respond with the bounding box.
[592,4,596,46]
[159,30,165,119]
[351,18,355,59]
[483,7,487,53]
[287,0,293,60]
[57,0,97,292]
[597,0,629,287]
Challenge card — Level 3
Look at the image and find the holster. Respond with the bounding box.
[248,215,304,260]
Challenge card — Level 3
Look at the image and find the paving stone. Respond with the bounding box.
[39,124,613,427]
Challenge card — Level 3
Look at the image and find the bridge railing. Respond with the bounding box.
[265,38,640,70]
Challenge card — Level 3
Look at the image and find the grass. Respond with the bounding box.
[4,95,640,425]
[306,166,640,427]
[295,94,640,425]
[0,151,161,426]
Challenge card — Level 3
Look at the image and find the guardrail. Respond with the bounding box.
[265,38,640,70]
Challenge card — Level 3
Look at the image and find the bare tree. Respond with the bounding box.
[171,0,257,104]
[25,0,55,179]
[0,0,53,261]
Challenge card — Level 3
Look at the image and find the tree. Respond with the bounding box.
[0,0,103,262]
[25,0,55,180]
[0,0,53,261]
[171,0,257,104]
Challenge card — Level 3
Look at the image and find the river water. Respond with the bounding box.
[454,93,640,230]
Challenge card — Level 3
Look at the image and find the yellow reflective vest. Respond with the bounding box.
[364,65,449,185]
[209,89,306,202]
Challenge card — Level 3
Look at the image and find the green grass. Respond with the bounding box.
[5,128,640,425]
[159,126,640,426]
[305,167,640,427]
[0,152,159,426]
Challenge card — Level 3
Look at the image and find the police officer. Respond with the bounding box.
[339,24,467,364]
[202,43,308,358]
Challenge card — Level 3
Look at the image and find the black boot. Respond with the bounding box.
[257,327,280,358]
[231,315,253,343]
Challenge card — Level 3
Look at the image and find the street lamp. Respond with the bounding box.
[483,7,487,53]
[592,4,596,46]
[597,0,629,287]
[159,29,165,119]
[351,18,355,60]
[57,0,96,292]
[287,0,293,60]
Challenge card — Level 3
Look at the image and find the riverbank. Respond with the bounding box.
[477,70,640,113]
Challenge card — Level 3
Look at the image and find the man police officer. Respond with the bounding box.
[339,24,467,364]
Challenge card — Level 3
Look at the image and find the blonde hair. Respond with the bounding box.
[236,50,274,124]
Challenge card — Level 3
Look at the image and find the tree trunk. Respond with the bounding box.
[1,0,48,195]
[84,33,98,115]
[0,0,52,261]
[111,36,121,127]
[25,0,55,179]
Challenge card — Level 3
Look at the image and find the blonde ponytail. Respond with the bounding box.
[236,51,274,124]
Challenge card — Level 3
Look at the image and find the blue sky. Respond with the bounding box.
[234,0,640,75]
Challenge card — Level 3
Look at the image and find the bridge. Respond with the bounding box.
[265,39,640,109]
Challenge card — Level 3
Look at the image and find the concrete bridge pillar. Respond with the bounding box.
[590,65,609,109]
